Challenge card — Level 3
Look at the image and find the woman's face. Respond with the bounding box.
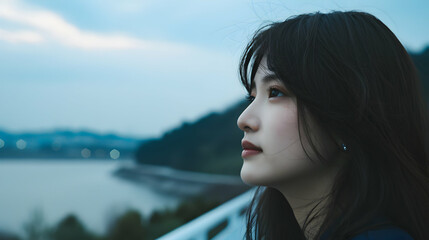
[237,59,336,188]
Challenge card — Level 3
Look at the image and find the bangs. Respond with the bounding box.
[239,24,271,94]
[239,19,303,96]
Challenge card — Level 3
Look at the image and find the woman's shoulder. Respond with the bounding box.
[351,227,414,240]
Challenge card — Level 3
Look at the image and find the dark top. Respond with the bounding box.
[320,216,414,240]
[348,227,414,240]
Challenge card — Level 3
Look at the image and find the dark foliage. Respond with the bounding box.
[107,210,146,240]
[0,233,20,240]
[144,196,221,239]
[51,215,96,240]
[14,195,222,240]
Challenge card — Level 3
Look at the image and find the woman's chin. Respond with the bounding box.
[240,165,258,186]
[240,164,272,186]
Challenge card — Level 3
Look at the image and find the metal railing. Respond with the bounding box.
[157,188,256,240]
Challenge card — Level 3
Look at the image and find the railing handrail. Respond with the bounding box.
[157,187,256,240]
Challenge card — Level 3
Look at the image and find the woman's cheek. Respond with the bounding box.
[266,105,299,148]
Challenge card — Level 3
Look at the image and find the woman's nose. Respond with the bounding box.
[237,105,260,133]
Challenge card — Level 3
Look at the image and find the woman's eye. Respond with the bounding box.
[268,88,285,98]
[245,94,255,103]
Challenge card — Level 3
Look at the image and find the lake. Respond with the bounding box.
[0,159,182,236]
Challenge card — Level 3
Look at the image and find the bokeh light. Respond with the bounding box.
[16,139,27,150]
[109,149,120,159]
[81,148,91,158]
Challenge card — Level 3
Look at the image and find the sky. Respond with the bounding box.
[0,0,428,139]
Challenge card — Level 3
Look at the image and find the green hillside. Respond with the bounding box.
[135,47,429,176]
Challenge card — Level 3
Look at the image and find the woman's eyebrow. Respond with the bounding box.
[262,73,279,84]
[250,73,279,91]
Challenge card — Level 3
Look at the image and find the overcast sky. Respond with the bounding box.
[0,0,428,139]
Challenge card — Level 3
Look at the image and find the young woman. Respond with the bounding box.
[237,11,429,240]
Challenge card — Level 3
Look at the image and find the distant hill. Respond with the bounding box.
[0,129,146,159]
[135,47,429,176]
[135,101,247,175]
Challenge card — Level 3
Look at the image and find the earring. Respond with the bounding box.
[341,143,348,151]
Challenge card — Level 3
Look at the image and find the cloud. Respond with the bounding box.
[0,28,43,43]
[0,1,188,51]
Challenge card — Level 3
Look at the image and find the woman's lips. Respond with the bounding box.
[242,149,262,158]
[241,140,263,158]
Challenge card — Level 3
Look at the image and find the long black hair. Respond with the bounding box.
[239,11,429,240]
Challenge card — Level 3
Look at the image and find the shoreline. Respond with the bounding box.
[113,163,251,202]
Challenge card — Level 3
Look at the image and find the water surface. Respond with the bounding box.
[0,159,181,235]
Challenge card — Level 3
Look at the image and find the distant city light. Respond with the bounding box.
[81,148,91,158]
[16,139,27,150]
[0,139,4,148]
[110,149,120,159]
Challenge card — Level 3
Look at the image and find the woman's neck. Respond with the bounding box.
[275,159,342,238]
